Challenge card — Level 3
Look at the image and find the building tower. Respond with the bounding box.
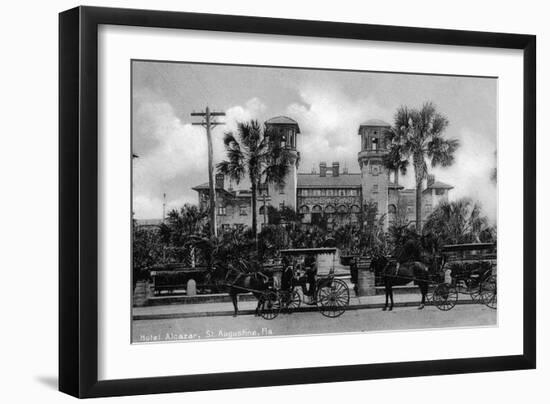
[264,116,301,211]
[357,119,391,229]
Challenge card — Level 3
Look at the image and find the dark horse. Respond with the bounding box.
[371,255,430,311]
[212,263,272,317]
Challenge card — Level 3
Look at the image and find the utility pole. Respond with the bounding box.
[261,194,268,227]
[191,106,225,238]
[162,193,166,222]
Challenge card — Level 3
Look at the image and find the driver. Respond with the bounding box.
[304,255,317,300]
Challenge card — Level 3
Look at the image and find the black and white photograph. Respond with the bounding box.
[131,61,498,343]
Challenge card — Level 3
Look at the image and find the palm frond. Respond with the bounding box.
[427,137,459,167]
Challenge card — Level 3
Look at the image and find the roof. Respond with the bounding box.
[280,247,337,256]
[425,181,454,190]
[136,219,163,227]
[441,243,496,252]
[297,173,362,188]
[265,116,301,132]
[192,182,223,191]
[359,119,391,127]
[192,182,242,198]
[388,181,404,189]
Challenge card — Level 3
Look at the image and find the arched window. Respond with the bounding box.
[337,205,348,214]
[312,205,323,214]
[325,205,335,214]
[350,205,361,213]
[299,205,310,214]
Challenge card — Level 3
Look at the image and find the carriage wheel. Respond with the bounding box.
[259,291,281,320]
[433,283,458,311]
[281,290,301,312]
[316,279,349,318]
[480,275,497,309]
[465,279,483,303]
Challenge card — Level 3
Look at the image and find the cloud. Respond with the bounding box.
[132,97,266,218]
[286,85,392,172]
[133,83,496,224]
[431,128,497,222]
[287,85,497,222]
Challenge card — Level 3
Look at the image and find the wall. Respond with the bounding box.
[1,1,547,404]
[268,151,298,210]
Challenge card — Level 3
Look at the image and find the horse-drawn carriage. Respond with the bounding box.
[431,243,497,310]
[222,247,350,319]
[278,248,350,318]
[373,242,497,311]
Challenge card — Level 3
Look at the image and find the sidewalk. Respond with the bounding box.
[133,292,478,320]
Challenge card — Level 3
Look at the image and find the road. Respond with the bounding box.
[132,304,496,343]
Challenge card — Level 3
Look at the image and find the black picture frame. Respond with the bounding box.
[59,5,536,398]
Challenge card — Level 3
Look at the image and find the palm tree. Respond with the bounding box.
[217,120,293,238]
[384,102,459,232]
[161,204,208,247]
[383,140,409,186]
[423,198,493,246]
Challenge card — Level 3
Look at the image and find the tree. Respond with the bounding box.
[384,102,459,232]
[383,140,409,186]
[217,120,294,237]
[423,198,495,247]
[160,204,208,247]
[132,223,163,287]
[159,204,209,265]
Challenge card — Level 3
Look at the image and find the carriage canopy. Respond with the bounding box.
[280,247,337,276]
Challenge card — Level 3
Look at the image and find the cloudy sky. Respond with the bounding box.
[132,60,497,221]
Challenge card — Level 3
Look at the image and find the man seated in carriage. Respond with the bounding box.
[280,256,295,292]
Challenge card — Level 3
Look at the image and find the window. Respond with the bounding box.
[279,128,286,148]
[436,188,446,196]
[218,206,226,216]
[299,205,310,214]
[239,205,247,215]
[259,205,266,215]
[279,202,285,210]
[320,189,326,196]
[313,189,321,196]
[372,184,379,193]
[371,137,378,150]
[327,189,334,196]
[338,189,346,196]
[290,130,296,148]
[371,165,379,175]
[312,205,323,213]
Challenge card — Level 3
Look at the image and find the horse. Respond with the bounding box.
[371,255,430,311]
[212,263,273,317]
